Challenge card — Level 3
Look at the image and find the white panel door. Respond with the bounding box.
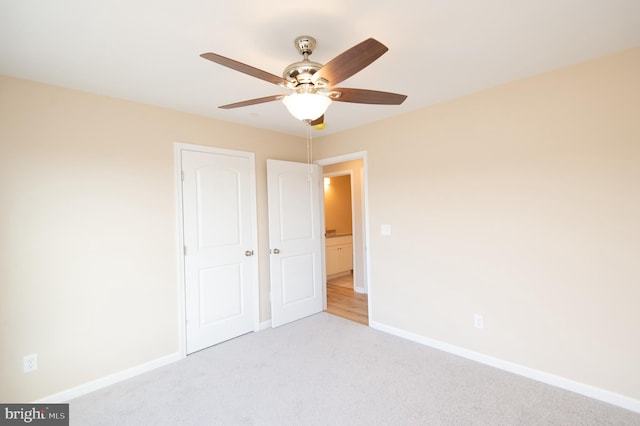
[267,159,323,327]
[182,149,258,354]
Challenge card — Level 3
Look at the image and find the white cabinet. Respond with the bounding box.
[325,235,353,276]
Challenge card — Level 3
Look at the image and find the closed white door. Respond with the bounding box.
[181,148,258,354]
[267,159,323,327]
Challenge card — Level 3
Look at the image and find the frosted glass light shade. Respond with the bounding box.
[282,93,331,121]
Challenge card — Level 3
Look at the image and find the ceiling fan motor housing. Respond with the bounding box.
[283,36,325,87]
[283,60,323,85]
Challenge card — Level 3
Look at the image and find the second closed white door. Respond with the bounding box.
[267,159,323,328]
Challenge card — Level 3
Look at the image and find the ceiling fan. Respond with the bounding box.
[200,36,407,128]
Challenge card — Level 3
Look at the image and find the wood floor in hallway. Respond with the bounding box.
[325,274,368,325]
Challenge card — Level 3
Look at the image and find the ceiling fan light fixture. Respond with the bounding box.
[282,93,331,122]
[202,36,406,128]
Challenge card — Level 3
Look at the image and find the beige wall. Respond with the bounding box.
[2,46,639,404]
[323,174,352,235]
[314,47,640,400]
[0,75,305,402]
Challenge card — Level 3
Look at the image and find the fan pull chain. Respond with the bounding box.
[306,122,313,179]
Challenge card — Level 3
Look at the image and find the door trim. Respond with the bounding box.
[174,142,260,357]
[315,151,372,324]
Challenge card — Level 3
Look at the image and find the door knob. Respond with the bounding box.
[272,248,280,254]
[245,250,254,256]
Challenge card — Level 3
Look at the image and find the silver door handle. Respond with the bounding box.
[245,250,254,256]
[272,248,280,254]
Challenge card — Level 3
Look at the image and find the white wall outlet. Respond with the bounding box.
[23,353,38,373]
[381,224,391,236]
[474,314,484,329]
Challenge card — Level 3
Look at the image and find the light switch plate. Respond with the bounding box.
[381,224,391,236]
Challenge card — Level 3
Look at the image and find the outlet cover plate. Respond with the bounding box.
[23,353,38,373]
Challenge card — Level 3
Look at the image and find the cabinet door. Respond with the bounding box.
[326,243,353,276]
[340,243,353,271]
[326,245,341,275]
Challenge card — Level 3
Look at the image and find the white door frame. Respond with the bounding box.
[315,151,372,323]
[174,142,260,357]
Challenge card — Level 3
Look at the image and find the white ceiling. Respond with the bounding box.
[2,0,639,137]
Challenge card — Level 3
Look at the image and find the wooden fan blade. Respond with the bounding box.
[330,88,407,105]
[309,115,324,126]
[219,94,285,109]
[201,52,289,86]
[313,38,388,86]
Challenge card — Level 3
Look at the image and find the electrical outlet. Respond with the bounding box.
[474,314,484,329]
[23,353,38,373]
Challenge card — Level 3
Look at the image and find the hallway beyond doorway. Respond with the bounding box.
[325,274,368,325]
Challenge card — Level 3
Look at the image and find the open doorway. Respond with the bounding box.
[320,156,369,325]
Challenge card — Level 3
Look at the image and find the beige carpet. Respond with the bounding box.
[70,313,640,425]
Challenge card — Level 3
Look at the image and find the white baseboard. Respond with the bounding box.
[37,322,276,404]
[259,320,272,331]
[370,320,640,414]
[35,351,183,403]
